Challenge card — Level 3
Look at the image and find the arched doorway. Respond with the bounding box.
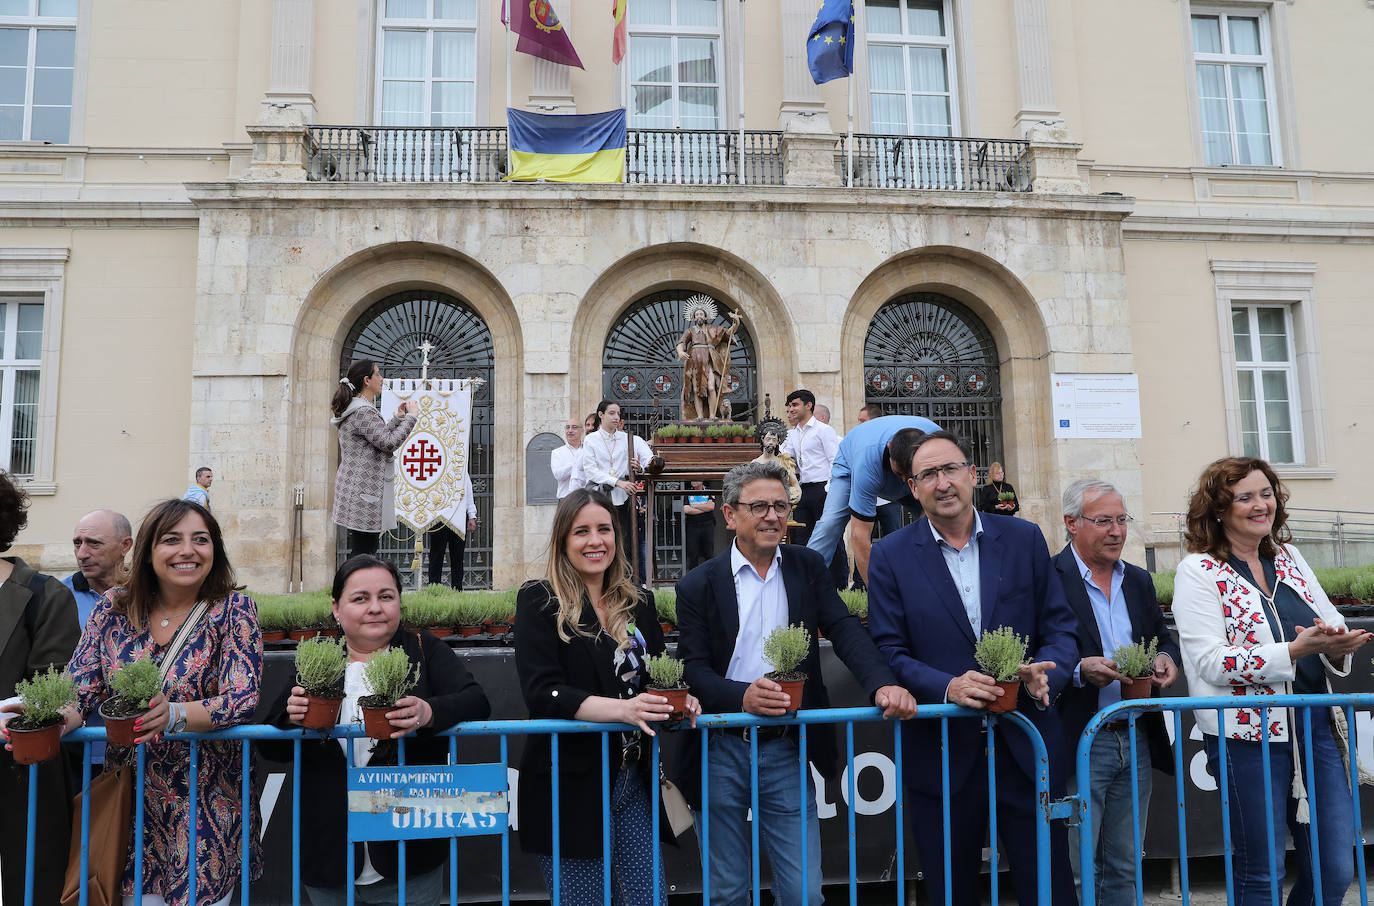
[602,289,758,580]
[339,290,495,589]
[863,292,1003,476]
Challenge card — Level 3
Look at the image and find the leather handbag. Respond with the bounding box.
[60,764,134,906]
[659,770,695,838]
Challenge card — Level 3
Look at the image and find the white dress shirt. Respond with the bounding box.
[581,429,652,506]
[549,443,585,499]
[781,416,839,484]
[725,541,789,683]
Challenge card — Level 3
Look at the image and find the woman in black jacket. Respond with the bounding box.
[515,488,698,905]
[273,555,490,906]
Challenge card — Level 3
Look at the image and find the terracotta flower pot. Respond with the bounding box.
[428,627,455,638]
[288,629,319,642]
[483,621,510,636]
[261,630,287,643]
[360,705,395,740]
[1119,676,1154,700]
[301,695,344,730]
[988,680,1020,713]
[660,621,676,635]
[99,699,147,747]
[320,628,341,639]
[8,721,62,764]
[650,686,690,720]
[775,677,806,712]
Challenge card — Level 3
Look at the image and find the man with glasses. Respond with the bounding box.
[866,429,1079,906]
[675,460,915,906]
[804,413,940,587]
[1055,478,1179,906]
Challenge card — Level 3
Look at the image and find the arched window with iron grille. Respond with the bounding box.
[339,290,494,589]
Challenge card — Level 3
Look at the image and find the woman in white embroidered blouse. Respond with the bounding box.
[1173,457,1370,906]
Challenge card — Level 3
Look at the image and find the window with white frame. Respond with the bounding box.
[376,0,476,128]
[1231,304,1301,463]
[0,297,43,476]
[1192,11,1278,166]
[864,0,957,136]
[0,0,76,144]
[626,0,722,130]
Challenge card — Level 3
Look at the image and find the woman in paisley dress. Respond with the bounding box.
[62,498,263,906]
[514,488,699,906]
[1173,457,1370,906]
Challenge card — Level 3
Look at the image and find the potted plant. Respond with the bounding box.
[1110,637,1160,700]
[295,636,347,729]
[839,590,868,624]
[7,667,76,764]
[400,598,428,636]
[731,424,747,443]
[100,657,161,746]
[657,425,680,445]
[482,595,514,636]
[454,598,486,637]
[746,425,756,440]
[258,599,290,643]
[358,646,420,740]
[645,653,690,719]
[996,490,1016,511]
[655,591,677,635]
[711,425,728,444]
[682,426,703,444]
[287,601,320,642]
[974,626,1029,713]
[762,623,811,712]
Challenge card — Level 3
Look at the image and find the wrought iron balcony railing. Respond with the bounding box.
[841,134,1032,191]
[304,126,1031,192]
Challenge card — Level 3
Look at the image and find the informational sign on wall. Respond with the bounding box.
[347,763,508,842]
[1051,373,1143,439]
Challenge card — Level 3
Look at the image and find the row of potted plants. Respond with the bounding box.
[656,423,756,444]
[255,589,520,642]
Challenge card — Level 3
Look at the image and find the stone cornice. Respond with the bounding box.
[183,181,1137,221]
[1124,213,1374,243]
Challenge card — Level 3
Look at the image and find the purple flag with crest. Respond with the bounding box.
[501,0,585,70]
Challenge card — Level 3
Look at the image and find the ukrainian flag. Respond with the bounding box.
[506,108,626,183]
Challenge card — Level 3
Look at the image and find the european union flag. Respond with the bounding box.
[807,0,855,84]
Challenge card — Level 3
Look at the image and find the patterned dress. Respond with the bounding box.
[66,591,264,906]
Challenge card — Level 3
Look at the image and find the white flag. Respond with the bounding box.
[381,378,475,533]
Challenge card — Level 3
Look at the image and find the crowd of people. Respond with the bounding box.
[0,362,1368,906]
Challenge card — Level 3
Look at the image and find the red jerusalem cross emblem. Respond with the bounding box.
[402,434,445,488]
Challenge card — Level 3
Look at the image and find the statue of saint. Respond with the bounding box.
[752,416,802,506]
[674,295,742,421]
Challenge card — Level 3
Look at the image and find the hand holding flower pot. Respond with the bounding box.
[1110,637,1161,700]
[2,667,76,764]
[357,646,422,740]
[974,627,1030,713]
[762,624,811,712]
[645,653,691,720]
[100,657,162,746]
[293,636,348,729]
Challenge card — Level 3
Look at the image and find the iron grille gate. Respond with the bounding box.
[338,290,494,589]
[602,290,758,581]
[863,292,1004,484]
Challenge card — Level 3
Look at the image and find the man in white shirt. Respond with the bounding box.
[779,390,838,549]
[549,416,585,499]
[675,460,916,906]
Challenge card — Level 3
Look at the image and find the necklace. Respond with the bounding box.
[156,602,196,629]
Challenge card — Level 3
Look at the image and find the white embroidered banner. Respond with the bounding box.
[381,379,474,533]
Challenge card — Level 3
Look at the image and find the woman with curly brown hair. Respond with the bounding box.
[1173,457,1370,906]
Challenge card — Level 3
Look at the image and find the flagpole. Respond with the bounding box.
[846,64,854,186]
[737,0,745,184]
[505,6,513,177]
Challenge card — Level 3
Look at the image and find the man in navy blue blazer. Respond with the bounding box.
[867,430,1079,906]
[676,460,916,906]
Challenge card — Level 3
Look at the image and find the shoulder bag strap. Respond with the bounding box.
[159,598,213,686]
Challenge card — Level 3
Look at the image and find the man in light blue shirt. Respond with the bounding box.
[182,466,212,509]
[805,414,938,585]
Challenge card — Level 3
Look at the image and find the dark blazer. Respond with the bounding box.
[1053,543,1181,774]
[513,581,674,858]
[265,629,490,889]
[674,543,898,810]
[866,514,1079,795]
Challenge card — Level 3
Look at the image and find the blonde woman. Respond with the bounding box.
[514,488,699,905]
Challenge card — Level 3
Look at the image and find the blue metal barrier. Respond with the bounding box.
[29,704,1055,906]
[1073,693,1374,906]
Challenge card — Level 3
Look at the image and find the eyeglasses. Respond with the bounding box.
[910,461,970,486]
[737,500,791,518]
[1077,515,1132,528]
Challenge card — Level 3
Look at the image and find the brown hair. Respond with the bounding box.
[544,488,639,647]
[112,499,240,630]
[331,360,377,418]
[1184,457,1291,560]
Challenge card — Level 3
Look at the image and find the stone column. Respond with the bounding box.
[261,0,317,124]
[1011,0,1060,136]
[778,0,834,132]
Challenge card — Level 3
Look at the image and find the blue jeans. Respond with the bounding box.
[805,470,852,568]
[304,863,445,906]
[1204,710,1354,906]
[703,733,823,906]
[1068,724,1152,906]
[534,764,668,906]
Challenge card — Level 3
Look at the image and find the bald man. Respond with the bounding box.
[62,509,132,628]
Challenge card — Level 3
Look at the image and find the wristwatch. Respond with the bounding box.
[166,702,188,735]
